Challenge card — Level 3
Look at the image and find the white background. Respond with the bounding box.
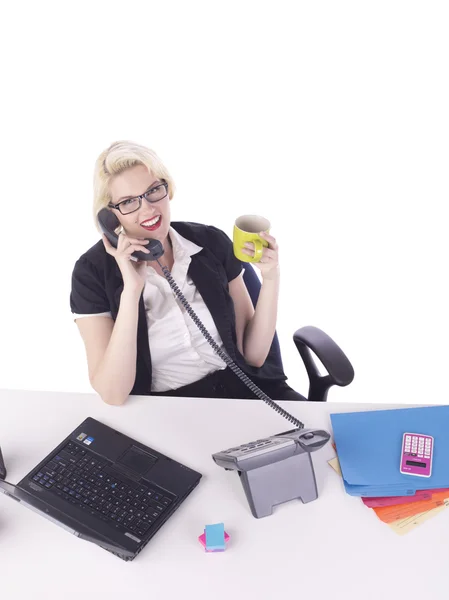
[0,1,447,405]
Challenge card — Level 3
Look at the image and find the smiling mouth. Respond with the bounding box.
[140,215,162,231]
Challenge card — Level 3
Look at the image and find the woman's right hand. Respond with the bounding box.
[102,232,150,294]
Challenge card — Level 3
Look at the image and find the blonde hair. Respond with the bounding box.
[92,140,175,228]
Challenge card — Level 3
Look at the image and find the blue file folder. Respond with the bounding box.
[330,405,449,497]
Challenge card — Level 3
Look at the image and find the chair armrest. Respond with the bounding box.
[293,326,354,401]
[0,446,6,480]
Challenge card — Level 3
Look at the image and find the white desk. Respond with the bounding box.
[0,389,446,600]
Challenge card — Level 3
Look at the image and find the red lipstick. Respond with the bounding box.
[140,215,162,231]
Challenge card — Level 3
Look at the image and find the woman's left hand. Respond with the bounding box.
[241,231,280,280]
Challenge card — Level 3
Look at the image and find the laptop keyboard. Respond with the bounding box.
[31,441,175,539]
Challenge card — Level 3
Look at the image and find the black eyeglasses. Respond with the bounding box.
[108,181,168,215]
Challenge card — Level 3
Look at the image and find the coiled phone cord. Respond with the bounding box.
[158,262,304,429]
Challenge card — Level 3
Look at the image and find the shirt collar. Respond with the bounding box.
[168,226,203,261]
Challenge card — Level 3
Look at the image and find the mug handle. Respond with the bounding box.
[252,239,263,261]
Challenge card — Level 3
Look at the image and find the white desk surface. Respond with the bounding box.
[0,389,446,600]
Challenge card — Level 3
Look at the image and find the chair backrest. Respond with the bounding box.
[241,263,284,369]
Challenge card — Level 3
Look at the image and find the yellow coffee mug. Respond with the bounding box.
[233,215,270,263]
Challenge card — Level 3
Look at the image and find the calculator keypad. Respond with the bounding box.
[404,434,432,459]
[401,432,433,477]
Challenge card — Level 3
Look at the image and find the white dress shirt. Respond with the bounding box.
[73,227,235,392]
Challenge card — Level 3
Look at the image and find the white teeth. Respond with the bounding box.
[141,215,160,227]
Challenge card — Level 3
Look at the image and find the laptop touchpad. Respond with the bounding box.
[117,446,156,475]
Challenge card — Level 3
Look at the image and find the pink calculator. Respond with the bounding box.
[400,432,433,477]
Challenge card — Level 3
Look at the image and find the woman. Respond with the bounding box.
[70,140,303,405]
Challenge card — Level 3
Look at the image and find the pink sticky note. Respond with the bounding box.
[362,490,432,508]
[198,531,230,552]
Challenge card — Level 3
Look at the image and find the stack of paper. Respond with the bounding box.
[328,406,449,535]
[328,453,449,535]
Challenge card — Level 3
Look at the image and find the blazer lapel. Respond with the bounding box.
[187,251,236,358]
[137,296,152,376]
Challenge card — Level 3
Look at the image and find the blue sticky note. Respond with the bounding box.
[205,523,225,550]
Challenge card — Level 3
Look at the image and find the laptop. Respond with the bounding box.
[0,417,202,561]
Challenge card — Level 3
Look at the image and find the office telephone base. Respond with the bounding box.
[238,452,318,518]
[212,428,329,518]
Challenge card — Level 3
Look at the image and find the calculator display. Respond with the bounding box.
[406,460,426,468]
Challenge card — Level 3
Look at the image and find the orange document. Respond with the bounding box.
[373,490,449,523]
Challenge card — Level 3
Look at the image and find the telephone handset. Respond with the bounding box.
[97,207,304,428]
[98,208,164,262]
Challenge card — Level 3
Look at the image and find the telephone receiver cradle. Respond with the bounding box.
[97,208,164,262]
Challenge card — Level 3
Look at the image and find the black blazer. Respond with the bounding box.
[70,221,287,395]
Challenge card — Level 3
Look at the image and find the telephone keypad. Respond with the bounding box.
[220,437,294,459]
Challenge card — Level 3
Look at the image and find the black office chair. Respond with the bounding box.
[242,263,355,402]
